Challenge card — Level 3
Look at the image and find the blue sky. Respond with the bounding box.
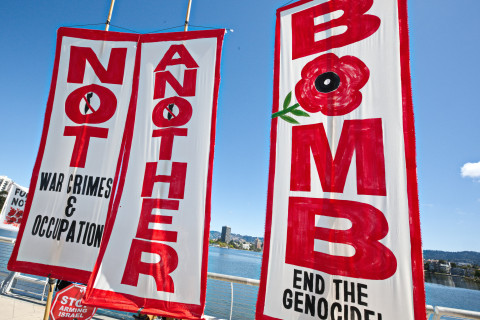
[0,0,479,252]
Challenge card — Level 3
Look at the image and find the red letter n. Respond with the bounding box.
[291,0,380,59]
[291,119,386,196]
[67,46,127,84]
[121,239,178,293]
[154,69,197,99]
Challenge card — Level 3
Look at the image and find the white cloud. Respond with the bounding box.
[461,161,480,178]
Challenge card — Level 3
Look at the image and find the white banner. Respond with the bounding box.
[257,0,425,319]
[8,28,139,283]
[83,30,224,319]
[0,183,28,232]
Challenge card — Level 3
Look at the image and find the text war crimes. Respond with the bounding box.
[29,171,112,247]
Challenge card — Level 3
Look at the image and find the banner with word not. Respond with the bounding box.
[8,28,139,283]
[256,0,425,319]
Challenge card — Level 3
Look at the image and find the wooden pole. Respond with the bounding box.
[184,0,193,31]
[42,278,56,320]
[105,0,116,31]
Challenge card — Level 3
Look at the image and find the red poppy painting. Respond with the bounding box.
[295,53,369,116]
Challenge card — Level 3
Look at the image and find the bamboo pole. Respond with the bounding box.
[184,0,193,31]
[42,278,56,320]
[164,4,193,320]
[105,0,116,31]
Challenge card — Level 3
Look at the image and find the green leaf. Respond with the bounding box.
[290,109,310,117]
[280,114,299,124]
[283,92,292,110]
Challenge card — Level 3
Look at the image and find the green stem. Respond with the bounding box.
[272,103,300,118]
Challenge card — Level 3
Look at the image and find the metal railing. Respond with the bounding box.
[206,272,260,320]
[2,237,480,320]
[426,305,480,320]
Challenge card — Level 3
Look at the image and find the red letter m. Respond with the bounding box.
[291,119,386,196]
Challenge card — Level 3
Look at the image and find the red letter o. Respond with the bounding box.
[152,97,192,128]
[65,84,117,124]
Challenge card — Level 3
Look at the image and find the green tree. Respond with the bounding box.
[0,190,8,212]
[475,269,480,278]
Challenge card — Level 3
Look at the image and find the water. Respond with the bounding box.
[205,247,262,319]
[208,246,262,279]
[207,246,480,315]
[426,282,480,312]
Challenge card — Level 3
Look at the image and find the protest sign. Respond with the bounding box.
[8,28,139,283]
[0,183,28,231]
[50,284,97,320]
[256,0,426,319]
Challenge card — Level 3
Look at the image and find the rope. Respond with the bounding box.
[63,23,105,28]
[62,22,139,33]
[189,24,233,31]
[62,23,232,34]
[146,25,185,33]
[108,24,140,33]
[281,0,296,6]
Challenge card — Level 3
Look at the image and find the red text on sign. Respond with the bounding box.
[291,119,386,196]
[291,0,380,59]
[64,46,128,167]
[68,46,127,84]
[121,44,199,292]
[285,197,397,280]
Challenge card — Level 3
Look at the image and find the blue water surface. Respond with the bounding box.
[426,282,480,312]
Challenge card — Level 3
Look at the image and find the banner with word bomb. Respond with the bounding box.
[8,28,140,283]
[0,183,28,231]
[256,0,425,320]
[83,30,224,319]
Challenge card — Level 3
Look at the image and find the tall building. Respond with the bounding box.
[254,238,262,250]
[0,176,13,192]
[221,226,231,243]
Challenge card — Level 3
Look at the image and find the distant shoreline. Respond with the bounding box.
[424,270,480,283]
